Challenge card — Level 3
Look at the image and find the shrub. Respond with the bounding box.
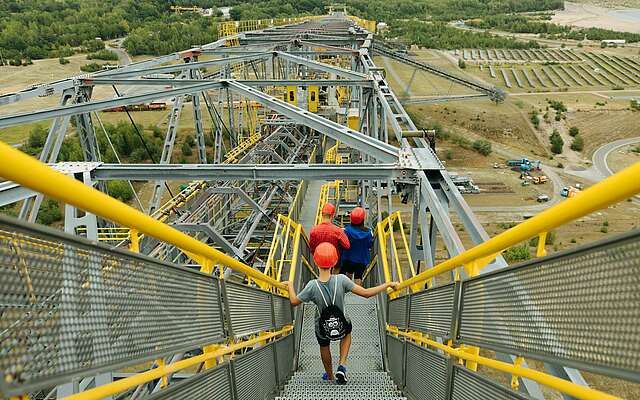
[568,126,579,137]
[80,62,102,72]
[107,180,133,202]
[458,58,466,69]
[445,150,453,160]
[58,57,70,65]
[530,112,540,128]
[185,135,196,147]
[131,148,147,162]
[471,139,492,156]
[37,199,62,225]
[570,135,584,151]
[548,100,567,112]
[83,39,105,52]
[504,244,531,263]
[181,142,193,156]
[549,129,564,154]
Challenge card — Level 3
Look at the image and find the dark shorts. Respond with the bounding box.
[316,320,352,347]
[341,260,366,279]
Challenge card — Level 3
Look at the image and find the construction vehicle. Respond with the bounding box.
[561,186,581,198]
[533,175,548,185]
[537,194,550,202]
[506,158,541,172]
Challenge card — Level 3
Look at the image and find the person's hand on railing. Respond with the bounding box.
[385,281,400,291]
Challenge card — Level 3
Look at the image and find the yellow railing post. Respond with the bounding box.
[511,356,525,390]
[129,229,140,253]
[536,231,548,257]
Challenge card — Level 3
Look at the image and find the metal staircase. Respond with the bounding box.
[277,294,405,400]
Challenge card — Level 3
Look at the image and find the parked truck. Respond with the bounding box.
[561,186,580,198]
[506,158,541,172]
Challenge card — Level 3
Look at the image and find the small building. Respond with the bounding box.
[601,39,626,45]
[376,22,388,32]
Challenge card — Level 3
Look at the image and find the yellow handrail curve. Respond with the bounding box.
[388,326,620,400]
[392,162,640,293]
[65,326,293,400]
[0,141,286,291]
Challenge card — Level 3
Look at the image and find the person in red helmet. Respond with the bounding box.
[287,242,399,385]
[341,207,373,286]
[309,202,350,272]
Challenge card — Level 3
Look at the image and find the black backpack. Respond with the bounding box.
[315,278,349,341]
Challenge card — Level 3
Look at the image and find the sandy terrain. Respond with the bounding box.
[553,2,640,33]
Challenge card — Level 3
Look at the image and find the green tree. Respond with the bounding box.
[568,126,579,137]
[458,58,466,69]
[107,180,133,202]
[549,129,564,154]
[36,199,62,225]
[570,135,584,151]
[472,139,492,156]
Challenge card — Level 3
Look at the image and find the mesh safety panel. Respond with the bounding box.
[0,218,224,396]
[408,282,455,339]
[451,366,532,400]
[146,363,232,400]
[225,281,273,338]
[232,341,277,400]
[387,295,408,329]
[273,294,293,329]
[404,342,448,400]
[386,334,404,388]
[276,334,294,385]
[459,230,640,381]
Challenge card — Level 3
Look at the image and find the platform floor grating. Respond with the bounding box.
[277,293,406,399]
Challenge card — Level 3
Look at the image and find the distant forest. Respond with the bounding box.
[0,0,566,62]
[467,14,640,42]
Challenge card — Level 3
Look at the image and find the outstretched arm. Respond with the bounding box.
[351,281,399,298]
[287,281,303,306]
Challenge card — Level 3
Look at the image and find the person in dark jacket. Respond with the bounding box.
[341,207,373,286]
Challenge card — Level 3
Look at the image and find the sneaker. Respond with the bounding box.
[322,372,329,381]
[335,365,347,385]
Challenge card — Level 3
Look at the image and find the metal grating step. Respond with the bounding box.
[279,292,406,399]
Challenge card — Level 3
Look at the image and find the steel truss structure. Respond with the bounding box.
[1,14,625,400]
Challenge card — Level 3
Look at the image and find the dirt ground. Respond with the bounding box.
[552,1,640,33]
[406,100,545,155]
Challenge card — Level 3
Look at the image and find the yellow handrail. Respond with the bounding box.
[388,326,620,400]
[0,141,286,291]
[65,326,293,400]
[392,162,640,294]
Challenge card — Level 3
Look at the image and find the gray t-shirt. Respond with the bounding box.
[297,274,355,321]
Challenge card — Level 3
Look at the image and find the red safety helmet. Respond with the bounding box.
[350,207,366,225]
[314,242,338,269]
[322,202,336,216]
